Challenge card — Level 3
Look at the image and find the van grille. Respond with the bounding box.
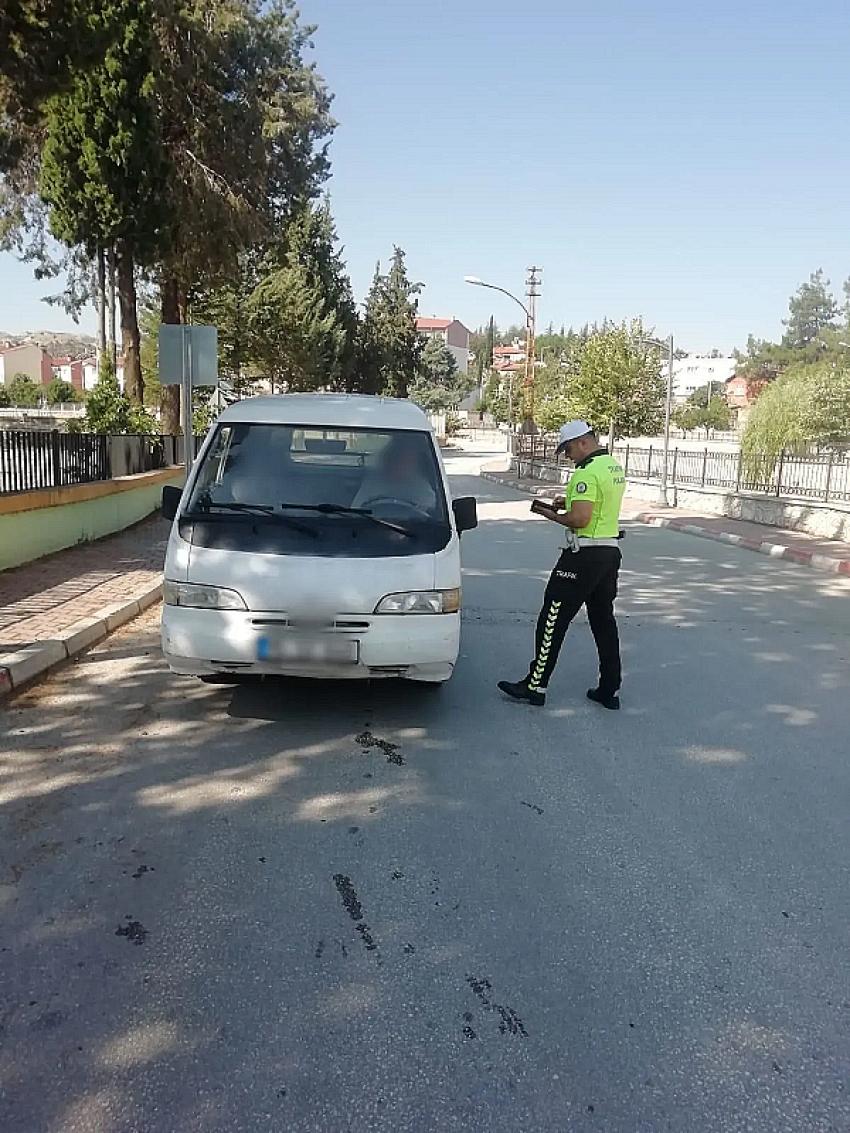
[250,617,370,632]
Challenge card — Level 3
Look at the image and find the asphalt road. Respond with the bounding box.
[2,448,849,1133]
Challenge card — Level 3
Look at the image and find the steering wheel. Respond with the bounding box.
[360,496,431,519]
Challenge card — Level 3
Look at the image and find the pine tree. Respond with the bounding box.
[190,258,260,396]
[360,247,423,398]
[782,269,839,349]
[409,336,471,412]
[247,201,357,392]
[37,0,169,405]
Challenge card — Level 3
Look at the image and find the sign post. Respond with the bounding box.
[158,325,218,473]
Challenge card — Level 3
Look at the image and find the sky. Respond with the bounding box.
[2,0,849,353]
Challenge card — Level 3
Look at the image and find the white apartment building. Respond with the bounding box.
[671,354,737,401]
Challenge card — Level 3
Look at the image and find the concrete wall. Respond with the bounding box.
[0,468,183,570]
[508,457,850,542]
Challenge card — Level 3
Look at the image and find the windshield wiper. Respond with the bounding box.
[199,501,275,517]
[191,500,317,536]
[279,501,414,538]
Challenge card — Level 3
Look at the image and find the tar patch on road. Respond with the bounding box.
[520,800,544,816]
[115,917,148,946]
[355,729,404,765]
[466,974,528,1037]
[332,874,382,964]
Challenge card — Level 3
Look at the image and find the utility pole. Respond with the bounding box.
[524,266,542,424]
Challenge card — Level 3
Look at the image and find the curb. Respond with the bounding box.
[480,471,850,578]
[0,580,162,701]
[634,514,850,577]
[481,470,553,498]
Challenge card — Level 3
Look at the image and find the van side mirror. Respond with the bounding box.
[162,485,182,522]
[452,496,478,534]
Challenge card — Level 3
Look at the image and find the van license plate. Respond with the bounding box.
[256,634,359,664]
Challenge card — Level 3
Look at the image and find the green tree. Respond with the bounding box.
[246,200,357,392]
[742,360,850,482]
[0,386,10,408]
[153,0,334,429]
[6,374,41,406]
[37,0,169,405]
[45,378,79,405]
[139,300,163,410]
[566,322,665,440]
[807,363,850,443]
[685,382,717,409]
[360,248,423,398]
[82,355,157,434]
[190,258,261,396]
[409,336,472,412]
[482,371,519,425]
[536,389,574,434]
[470,316,495,385]
[782,269,839,350]
[673,396,731,437]
[3,0,335,429]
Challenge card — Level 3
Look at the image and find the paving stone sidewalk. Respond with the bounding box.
[0,516,169,654]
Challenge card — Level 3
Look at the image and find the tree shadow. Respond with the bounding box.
[1,477,849,1130]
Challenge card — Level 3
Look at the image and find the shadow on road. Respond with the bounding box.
[1,474,849,1130]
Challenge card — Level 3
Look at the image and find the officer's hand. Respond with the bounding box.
[531,499,557,518]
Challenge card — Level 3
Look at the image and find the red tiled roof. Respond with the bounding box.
[416,318,453,330]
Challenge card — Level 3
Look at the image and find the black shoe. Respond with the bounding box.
[587,687,620,711]
[498,680,546,707]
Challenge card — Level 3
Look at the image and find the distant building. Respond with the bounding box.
[81,357,99,392]
[51,356,86,393]
[0,343,53,387]
[492,341,526,371]
[670,354,737,402]
[725,372,770,428]
[80,356,124,392]
[416,317,470,374]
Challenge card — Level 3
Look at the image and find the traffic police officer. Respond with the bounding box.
[498,420,626,710]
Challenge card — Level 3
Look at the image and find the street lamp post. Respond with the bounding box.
[464,274,539,427]
[636,333,675,508]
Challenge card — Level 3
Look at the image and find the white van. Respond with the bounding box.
[160,394,477,684]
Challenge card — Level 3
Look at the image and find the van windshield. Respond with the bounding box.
[182,423,451,558]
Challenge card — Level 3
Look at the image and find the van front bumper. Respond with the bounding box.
[160,607,460,682]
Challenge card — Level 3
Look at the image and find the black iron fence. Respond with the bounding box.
[511,435,850,505]
[0,431,194,496]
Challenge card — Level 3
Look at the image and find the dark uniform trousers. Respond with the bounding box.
[526,545,622,695]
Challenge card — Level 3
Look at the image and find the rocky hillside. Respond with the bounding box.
[0,330,97,358]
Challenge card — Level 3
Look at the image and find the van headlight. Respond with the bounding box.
[163,581,247,610]
[374,589,460,615]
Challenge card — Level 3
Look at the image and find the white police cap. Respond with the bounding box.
[555,419,593,454]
